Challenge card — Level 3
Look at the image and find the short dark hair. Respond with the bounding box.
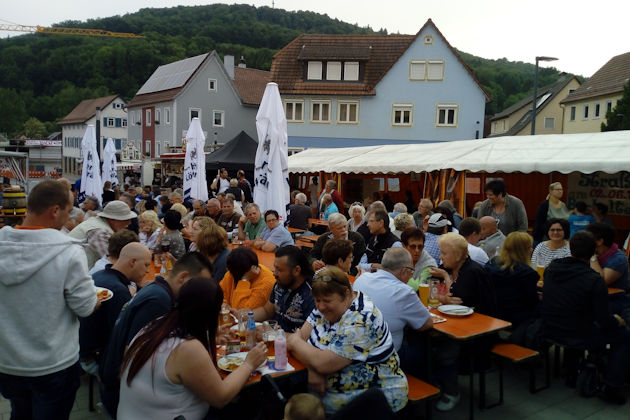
[27,180,70,215]
[226,247,259,282]
[322,239,354,266]
[264,209,279,221]
[594,202,608,215]
[144,199,157,211]
[400,227,425,245]
[171,252,214,279]
[158,195,169,205]
[575,201,588,213]
[107,230,140,259]
[570,231,596,260]
[371,209,389,227]
[586,222,616,247]
[484,179,506,196]
[458,217,481,237]
[546,218,570,240]
[276,245,314,278]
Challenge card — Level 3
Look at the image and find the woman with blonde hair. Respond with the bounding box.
[533,182,569,244]
[196,223,230,282]
[486,232,539,340]
[138,210,162,249]
[188,216,214,252]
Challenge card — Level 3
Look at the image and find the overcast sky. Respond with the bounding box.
[3,0,629,77]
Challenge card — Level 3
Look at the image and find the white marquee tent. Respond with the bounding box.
[288,131,630,175]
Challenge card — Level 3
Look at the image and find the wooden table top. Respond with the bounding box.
[308,218,329,227]
[537,282,625,296]
[429,309,511,341]
[217,350,305,385]
[298,234,320,243]
[288,227,305,233]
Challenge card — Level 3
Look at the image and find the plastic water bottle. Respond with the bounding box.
[245,311,256,350]
[274,329,287,370]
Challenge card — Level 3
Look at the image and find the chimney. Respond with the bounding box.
[224,55,235,79]
[238,55,246,68]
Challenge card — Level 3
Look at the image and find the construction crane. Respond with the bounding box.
[0,23,144,38]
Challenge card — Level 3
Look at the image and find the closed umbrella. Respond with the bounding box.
[183,117,209,202]
[80,125,102,205]
[254,82,290,225]
[101,138,118,187]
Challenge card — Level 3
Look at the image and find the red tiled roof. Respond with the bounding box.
[270,19,490,100]
[233,67,270,105]
[560,52,630,103]
[58,95,119,125]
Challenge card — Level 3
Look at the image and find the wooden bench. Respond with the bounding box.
[405,373,440,419]
[480,342,549,408]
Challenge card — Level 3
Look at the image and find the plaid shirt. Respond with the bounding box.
[86,229,111,258]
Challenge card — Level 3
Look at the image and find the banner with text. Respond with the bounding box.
[567,171,630,216]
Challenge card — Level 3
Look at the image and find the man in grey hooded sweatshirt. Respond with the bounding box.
[0,180,98,420]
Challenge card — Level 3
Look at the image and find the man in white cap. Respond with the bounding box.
[424,213,452,263]
[69,200,137,269]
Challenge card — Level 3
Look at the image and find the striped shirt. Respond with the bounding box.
[532,241,570,267]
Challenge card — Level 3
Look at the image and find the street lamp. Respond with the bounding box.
[531,56,558,135]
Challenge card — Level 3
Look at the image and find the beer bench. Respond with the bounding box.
[405,373,440,419]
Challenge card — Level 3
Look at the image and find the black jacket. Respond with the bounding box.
[541,256,618,342]
[446,257,497,316]
[310,231,366,276]
[486,259,539,326]
[365,230,399,265]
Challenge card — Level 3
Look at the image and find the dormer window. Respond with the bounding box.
[306,60,361,82]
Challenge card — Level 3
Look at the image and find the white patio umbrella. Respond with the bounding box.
[80,125,102,205]
[254,82,290,225]
[183,117,209,202]
[101,138,118,187]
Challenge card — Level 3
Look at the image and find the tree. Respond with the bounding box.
[23,117,47,138]
[0,88,28,136]
[601,80,630,131]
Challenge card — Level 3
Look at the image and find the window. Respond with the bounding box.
[213,110,224,127]
[344,62,359,81]
[307,61,322,80]
[326,62,342,81]
[502,120,507,131]
[570,106,576,121]
[427,60,445,81]
[337,100,359,124]
[145,110,151,126]
[208,78,217,91]
[583,105,589,119]
[164,141,169,153]
[544,117,555,130]
[164,108,171,124]
[189,108,201,122]
[594,103,600,118]
[145,141,151,156]
[122,119,127,127]
[130,112,136,125]
[492,122,498,133]
[285,100,304,122]
[155,109,161,124]
[392,104,413,126]
[137,110,142,125]
[155,141,161,156]
[436,104,458,127]
[311,100,331,123]
[607,101,613,113]
[423,35,434,45]
[409,60,426,80]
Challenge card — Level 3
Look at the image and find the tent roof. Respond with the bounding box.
[205,131,258,167]
[288,131,630,175]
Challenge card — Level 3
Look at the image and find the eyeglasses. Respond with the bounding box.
[404,266,415,273]
[405,244,424,250]
[549,228,564,232]
[313,272,350,287]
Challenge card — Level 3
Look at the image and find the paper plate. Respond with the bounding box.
[437,304,473,317]
[96,287,113,302]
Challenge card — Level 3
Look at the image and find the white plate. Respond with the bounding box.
[229,322,263,331]
[217,352,247,372]
[437,304,473,317]
[95,287,113,302]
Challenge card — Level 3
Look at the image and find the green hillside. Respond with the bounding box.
[0,3,568,137]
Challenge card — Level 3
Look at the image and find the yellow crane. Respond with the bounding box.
[0,23,144,38]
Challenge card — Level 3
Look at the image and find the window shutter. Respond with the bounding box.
[344,62,359,81]
[103,117,107,127]
[115,118,122,127]
[427,61,444,80]
[410,61,426,80]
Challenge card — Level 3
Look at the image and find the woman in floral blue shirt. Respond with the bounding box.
[287,266,408,415]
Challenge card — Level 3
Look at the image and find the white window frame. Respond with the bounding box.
[326,62,342,81]
[502,120,507,131]
[189,107,201,123]
[145,109,151,126]
[307,61,323,80]
[208,78,217,92]
[155,141,161,156]
[213,110,225,128]
[583,104,589,120]
[164,107,171,125]
[409,60,427,81]
[570,106,576,121]
[107,117,114,127]
[122,119,127,127]
[594,103,600,118]
[436,104,458,127]
[427,60,445,81]
[391,103,413,127]
[310,100,331,123]
[145,140,151,156]
[337,100,359,124]
[284,100,305,123]
[344,62,359,81]
[155,108,161,124]
[544,117,555,130]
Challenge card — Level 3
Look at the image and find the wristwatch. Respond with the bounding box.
[590,256,597,263]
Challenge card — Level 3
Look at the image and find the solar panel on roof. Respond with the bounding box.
[136,53,209,95]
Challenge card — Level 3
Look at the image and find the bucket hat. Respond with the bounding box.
[98,200,137,220]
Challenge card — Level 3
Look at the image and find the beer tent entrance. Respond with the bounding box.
[205,130,258,182]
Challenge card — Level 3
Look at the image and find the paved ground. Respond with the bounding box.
[1,362,628,419]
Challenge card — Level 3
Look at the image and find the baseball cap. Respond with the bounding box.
[428,213,452,229]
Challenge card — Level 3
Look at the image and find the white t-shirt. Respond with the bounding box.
[468,243,489,266]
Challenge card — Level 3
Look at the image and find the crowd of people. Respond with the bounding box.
[1,174,629,420]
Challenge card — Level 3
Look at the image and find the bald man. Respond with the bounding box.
[478,216,506,258]
[79,242,151,375]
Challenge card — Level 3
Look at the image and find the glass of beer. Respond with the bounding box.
[536,265,545,282]
[418,283,430,308]
[218,303,231,328]
[263,330,276,362]
[428,279,440,308]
